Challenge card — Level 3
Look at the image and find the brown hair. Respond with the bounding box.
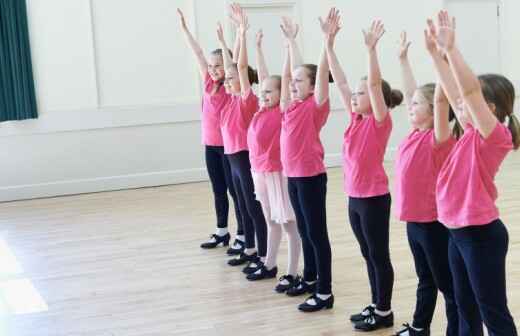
[479,74,519,149]
[361,76,403,108]
[210,48,233,58]
[228,63,259,85]
[299,64,334,86]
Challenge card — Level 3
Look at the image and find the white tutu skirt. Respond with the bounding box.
[252,171,296,224]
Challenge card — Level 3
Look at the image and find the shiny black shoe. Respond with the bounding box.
[246,265,278,281]
[274,274,297,293]
[350,305,375,322]
[354,311,394,332]
[298,294,334,312]
[227,252,257,266]
[242,258,262,274]
[393,323,430,336]
[226,239,245,256]
[286,276,316,297]
[200,233,230,249]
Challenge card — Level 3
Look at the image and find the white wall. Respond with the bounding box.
[1,0,516,202]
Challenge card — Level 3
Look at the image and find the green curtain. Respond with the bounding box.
[0,0,38,122]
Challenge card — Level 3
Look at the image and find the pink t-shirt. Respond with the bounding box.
[436,123,513,228]
[201,73,230,146]
[247,105,283,173]
[220,89,259,154]
[280,95,330,177]
[394,129,456,222]
[342,112,392,197]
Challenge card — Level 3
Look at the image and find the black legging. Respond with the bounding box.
[205,146,243,235]
[288,173,332,294]
[348,193,394,311]
[226,150,267,257]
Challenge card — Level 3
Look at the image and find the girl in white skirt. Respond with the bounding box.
[245,28,301,293]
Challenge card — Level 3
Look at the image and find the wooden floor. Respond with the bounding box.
[2,153,520,336]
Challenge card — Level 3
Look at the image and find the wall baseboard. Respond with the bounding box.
[0,153,345,203]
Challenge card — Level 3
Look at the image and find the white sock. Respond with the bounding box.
[411,326,423,331]
[236,235,245,242]
[244,248,256,256]
[215,228,228,236]
[316,293,331,300]
[375,309,392,317]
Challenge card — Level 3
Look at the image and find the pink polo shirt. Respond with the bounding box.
[201,73,229,146]
[247,105,283,173]
[436,123,513,228]
[394,129,456,222]
[343,112,392,197]
[280,95,330,177]
[220,89,259,155]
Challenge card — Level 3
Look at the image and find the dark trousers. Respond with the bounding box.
[226,151,267,257]
[288,173,332,294]
[348,193,394,311]
[407,221,458,335]
[205,146,243,234]
[449,219,517,336]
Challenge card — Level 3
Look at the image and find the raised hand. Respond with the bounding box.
[398,31,411,59]
[256,29,264,48]
[434,10,456,53]
[177,8,188,31]
[319,8,341,48]
[424,19,440,56]
[280,16,299,40]
[237,7,249,37]
[216,22,226,44]
[363,20,385,50]
[229,3,241,28]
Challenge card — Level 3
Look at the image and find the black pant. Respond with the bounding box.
[407,221,458,335]
[288,173,332,294]
[348,193,394,311]
[449,219,517,336]
[226,151,267,257]
[205,146,243,234]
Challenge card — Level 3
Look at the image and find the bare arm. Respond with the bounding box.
[434,11,496,137]
[433,83,452,143]
[229,3,241,63]
[177,8,208,79]
[281,17,302,76]
[325,10,352,113]
[216,22,233,76]
[398,31,417,108]
[426,20,460,114]
[280,45,291,111]
[237,9,251,97]
[364,20,388,123]
[255,30,269,86]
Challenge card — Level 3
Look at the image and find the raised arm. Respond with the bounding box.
[216,22,233,75]
[255,30,269,86]
[281,17,302,76]
[177,8,208,79]
[325,9,352,113]
[398,31,417,107]
[364,20,388,122]
[229,3,242,63]
[434,11,496,137]
[236,9,252,97]
[280,43,292,111]
[433,83,452,143]
[315,8,339,106]
[425,20,460,115]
